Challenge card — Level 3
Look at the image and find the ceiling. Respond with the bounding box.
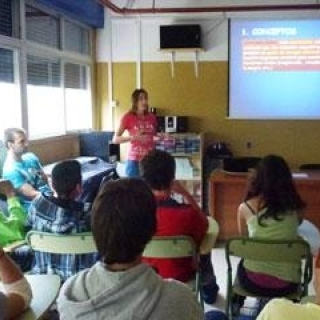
[99,0,320,15]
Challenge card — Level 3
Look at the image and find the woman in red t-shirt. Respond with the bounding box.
[113,89,157,177]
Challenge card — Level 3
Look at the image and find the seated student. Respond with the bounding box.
[257,248,320,320]
[234,155,305,309]
[26,160,97,281]
[57,178,204,320]
[2,128,50,209]
[140,149,219,304]
[0,246,32,320]
[0,179,33,272]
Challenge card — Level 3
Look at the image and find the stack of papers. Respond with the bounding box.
[292,173,309,179]
[175,157,194,179]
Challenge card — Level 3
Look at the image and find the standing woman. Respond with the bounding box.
[235,155,305,305]
[113,89,157,177]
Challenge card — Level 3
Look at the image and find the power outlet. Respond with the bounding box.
[246,141,253,149]
[111,100,118,108]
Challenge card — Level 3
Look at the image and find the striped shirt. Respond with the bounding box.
[26,193,98,281]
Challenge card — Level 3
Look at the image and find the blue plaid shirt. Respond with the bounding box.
[26,193,98,281]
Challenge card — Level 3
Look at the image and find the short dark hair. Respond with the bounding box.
[4,128,26,149]
[91,178,157,265]
[51,160,81,198]
[140,149,175,191]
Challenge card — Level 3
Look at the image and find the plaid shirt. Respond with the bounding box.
[26,193,98,281]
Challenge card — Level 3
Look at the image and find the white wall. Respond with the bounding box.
[96,15,229,63]
[96,0,320,63]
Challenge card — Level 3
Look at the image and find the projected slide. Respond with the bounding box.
[229,19,320,119]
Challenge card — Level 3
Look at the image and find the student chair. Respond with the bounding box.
[143,236,204,308]
[26,231,97,255]
[225,237,313,319]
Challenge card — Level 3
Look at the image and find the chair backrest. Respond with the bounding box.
[143,236,197,259]
[226,237,311,263]
[225,237,313,297]
[143,235,203,308]
[199,217,219,254]
[26,231,97,255]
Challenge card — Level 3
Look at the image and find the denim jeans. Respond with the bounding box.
[125,160,140,177]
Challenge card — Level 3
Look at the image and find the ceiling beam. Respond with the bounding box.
[99,1,320,15]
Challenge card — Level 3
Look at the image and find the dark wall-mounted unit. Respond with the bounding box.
[160,24,202,49]
[79,131,120,163]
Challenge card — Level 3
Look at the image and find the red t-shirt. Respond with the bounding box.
[143,196,208,282]
[121,111,157,161]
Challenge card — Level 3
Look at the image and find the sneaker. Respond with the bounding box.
[231,294,246,317]
[201,279,220,304]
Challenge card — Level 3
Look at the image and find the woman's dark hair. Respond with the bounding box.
[245,154,305,224]
[91,178,157,265]
[140,149,176,191]
[130,88,148,114]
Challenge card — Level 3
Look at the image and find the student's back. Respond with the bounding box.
[57,178,204,320]
[27,160,97,280]
[236,155,305,300]
[58,262,202,320]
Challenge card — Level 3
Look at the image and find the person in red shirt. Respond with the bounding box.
[140,149,219,304]
[113,88,157,177]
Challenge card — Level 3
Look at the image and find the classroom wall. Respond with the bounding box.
[29,135,80,165]
[95,3,320,169]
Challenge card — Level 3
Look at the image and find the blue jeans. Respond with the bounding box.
[125,160,140,177]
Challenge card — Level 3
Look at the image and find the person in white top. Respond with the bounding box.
[0,246,32,320]
[257,248,320,320]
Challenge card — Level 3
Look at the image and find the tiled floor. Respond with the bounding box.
[205,245,316,319]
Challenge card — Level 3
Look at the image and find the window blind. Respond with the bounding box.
[64,21,90,55]
[0,48,14,83]
[26,5,60,48]
[27,55,60,87]
[0,0,13,37]
[65,63,87,89]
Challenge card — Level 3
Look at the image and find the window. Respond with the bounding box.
[26,4,60,48]
[0,0,19,37]
[27,55,64,137]
[65,63,92,131]
[64,21,90,55]
[0,47,22,134]
[0,1,93,139]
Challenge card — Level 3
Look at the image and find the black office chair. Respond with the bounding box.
[299,163,320,171]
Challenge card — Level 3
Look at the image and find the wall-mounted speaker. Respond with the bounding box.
[160,24,202,49]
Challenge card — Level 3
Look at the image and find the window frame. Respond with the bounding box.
[0,0,95,140]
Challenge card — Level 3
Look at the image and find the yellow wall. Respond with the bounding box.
[97,61,320,169]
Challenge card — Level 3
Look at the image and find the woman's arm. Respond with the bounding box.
[0,247,32,319]
[237,204,249,236]
[113,123,133,144]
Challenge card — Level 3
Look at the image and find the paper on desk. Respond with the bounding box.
[292,173,309,178]
[175,157,194,179]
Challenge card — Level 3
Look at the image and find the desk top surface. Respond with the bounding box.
[210,170,320,183]
[16,275,60,320]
